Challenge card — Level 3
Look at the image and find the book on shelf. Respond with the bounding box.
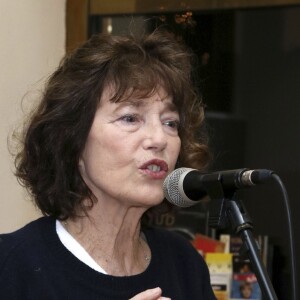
[192,233,226,256]
[230,256,262,300]
[203,233,272,300]
[227,234,267,300]
[206,253,233,300]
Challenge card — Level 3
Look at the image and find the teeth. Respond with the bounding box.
[147,164,161,172]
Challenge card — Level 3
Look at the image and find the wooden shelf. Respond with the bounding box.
[66,0,300,51]
[90,0,300,15]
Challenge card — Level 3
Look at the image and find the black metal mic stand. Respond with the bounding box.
[204,179,278,300]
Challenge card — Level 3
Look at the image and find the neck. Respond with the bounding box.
[63,203,151,276]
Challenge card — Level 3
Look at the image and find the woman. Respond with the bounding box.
[0,30,215,299]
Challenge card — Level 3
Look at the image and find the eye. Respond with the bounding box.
[163,120,180,130]
[118,114,140,124]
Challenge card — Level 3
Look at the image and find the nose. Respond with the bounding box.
[142,121,167,152]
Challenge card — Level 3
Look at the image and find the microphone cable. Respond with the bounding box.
[272,173,297,300]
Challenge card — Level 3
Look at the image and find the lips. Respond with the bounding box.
[139,159,169,179]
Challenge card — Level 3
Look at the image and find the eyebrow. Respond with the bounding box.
[114,98,178,113]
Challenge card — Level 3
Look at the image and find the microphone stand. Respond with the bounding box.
[204,179,278,300]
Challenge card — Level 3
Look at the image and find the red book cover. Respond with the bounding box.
[192,233,225,255]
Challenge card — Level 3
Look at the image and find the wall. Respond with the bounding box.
[0,1,66,232]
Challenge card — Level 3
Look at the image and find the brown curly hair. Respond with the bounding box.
[14,29,211,219]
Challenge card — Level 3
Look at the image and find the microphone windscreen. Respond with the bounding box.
[163,168,200,207]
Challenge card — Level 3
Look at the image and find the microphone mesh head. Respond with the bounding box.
[163,168,196,207]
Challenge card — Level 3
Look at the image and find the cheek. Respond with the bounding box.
[173,138,181,157]
[169,138,181,169]
[80,131,133,174]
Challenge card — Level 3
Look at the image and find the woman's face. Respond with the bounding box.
[79,86,181,209]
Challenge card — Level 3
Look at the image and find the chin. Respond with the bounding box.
[137,190,164,207]
[147,196,165,208]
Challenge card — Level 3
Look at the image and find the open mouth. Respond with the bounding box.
[140,159,169,179]
[146,164,162,172]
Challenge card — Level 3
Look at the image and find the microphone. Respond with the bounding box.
[163,168,274,207]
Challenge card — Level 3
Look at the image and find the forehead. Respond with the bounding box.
[100,84,177,110]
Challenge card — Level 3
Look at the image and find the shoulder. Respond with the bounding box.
[0,217,55,269]
[0,216,53,245]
